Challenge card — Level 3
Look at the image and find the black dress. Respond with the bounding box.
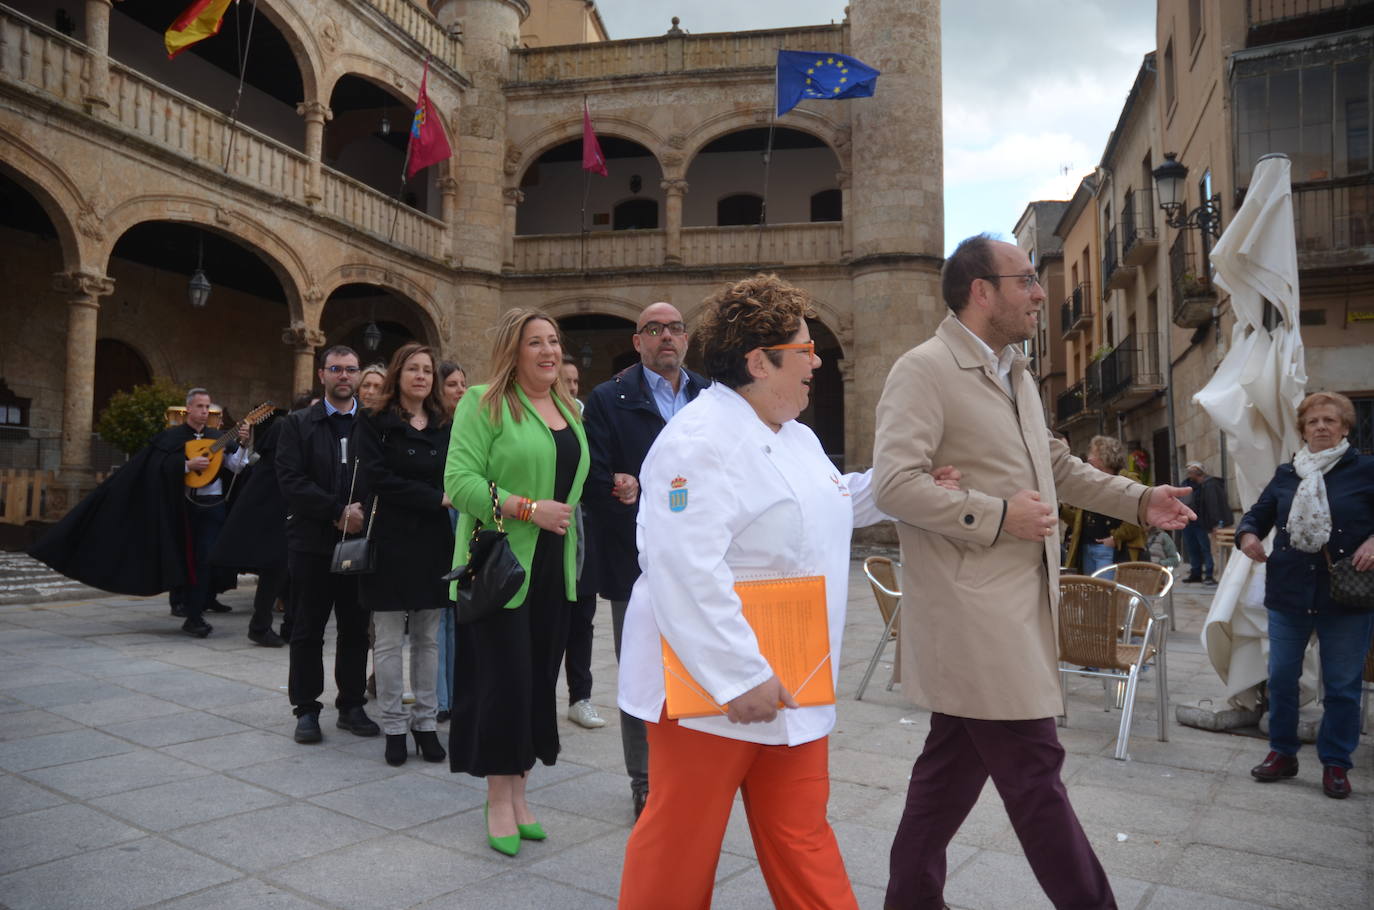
[449,425,580,776]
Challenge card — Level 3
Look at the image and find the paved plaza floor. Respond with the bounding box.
[0,558,1369,909]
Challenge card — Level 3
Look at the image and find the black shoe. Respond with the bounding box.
[384,733,409,766]
[436,710,451,724]
[294,712,322,744]
[1203,576,1218,585]
[181,619,212,638]
[337,706,381,737]
[412,730,446,763]
[205,600,233,613]
[632,788,648,821]
[1183,575,1203,584]
[169,604,186,618]
[247,629,285,647]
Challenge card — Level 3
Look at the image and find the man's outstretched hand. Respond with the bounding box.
[1146,485,1197,530]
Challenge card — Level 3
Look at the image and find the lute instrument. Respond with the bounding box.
[184,401,274,488]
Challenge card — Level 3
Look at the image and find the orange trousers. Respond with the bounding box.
[617,716,857,910]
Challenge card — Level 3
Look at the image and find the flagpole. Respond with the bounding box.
[221,0,260,173]
[755,60,780,266]
[387,149,412,245]
[581,95,591,274]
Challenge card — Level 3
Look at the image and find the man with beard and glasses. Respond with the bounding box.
[276,345,380,744]
[873,235,1197,909]
[582,301,709,819]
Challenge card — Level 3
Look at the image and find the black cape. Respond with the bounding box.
[210,416,287,573]
[29,425,204,596]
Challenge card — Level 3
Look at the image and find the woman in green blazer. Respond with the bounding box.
[444,308,588,857]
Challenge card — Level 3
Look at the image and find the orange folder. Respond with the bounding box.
[661,575,834,719]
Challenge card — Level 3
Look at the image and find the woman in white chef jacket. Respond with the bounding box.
[616,275,955,910]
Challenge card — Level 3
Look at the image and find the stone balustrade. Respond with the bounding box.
[317,168,446,260]
[0,10,89,107]
[510,24,845,83]
[511,221,842,271]
[357,0,462,72]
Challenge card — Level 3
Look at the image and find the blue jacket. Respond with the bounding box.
[1235,447,1374,615]
[582,363,709,601]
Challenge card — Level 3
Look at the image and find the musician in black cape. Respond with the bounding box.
[29,387,247,638]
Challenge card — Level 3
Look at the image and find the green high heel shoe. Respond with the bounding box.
[516,820,547,841]
[485,802,520,856]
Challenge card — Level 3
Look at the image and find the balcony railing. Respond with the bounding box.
[1169,230,1217,328]
[1121,187,1159,265]
[359,0,462,72]
[510,25,844,83]
[1060,282,1092,338]
[1098,333,1164,405]
[1058,369,1103,426]
[1291,178,1374,263]
[1102,225,1131,295]
[510,222,843,272]
[0,7,444,261]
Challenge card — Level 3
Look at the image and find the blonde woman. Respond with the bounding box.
[444,309,588,856]
[358,364,387,411]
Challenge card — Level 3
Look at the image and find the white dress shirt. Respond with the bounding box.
[952,316,1016,395]
[617,383,888,746]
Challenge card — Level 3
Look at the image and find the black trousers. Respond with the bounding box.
[563,591,597,704]
[286,550,370,718]
[885,713,1116,910]
[185,500,227,624]
[249,563,287,635]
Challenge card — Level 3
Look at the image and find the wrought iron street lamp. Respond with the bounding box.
[363,320,382,351]
[1152,152,1221,238]
[188,235,211,308]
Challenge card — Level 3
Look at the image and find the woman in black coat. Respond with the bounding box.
[1237,391,1374,799]
[357,343,456,767]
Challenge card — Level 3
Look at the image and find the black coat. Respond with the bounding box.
[1186,475,1232,530]
[1235,447,1374,615]
[211,416,288,572]
[582,363,709,601]
[276,401,371,556]
[28,424,228,595]
[356,409,454,611]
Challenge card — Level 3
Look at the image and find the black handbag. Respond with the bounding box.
[330,460,378,575]
[1325,548,1374,610]
[443,481,525,624]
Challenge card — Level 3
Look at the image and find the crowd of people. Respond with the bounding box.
[30,232,1374,910]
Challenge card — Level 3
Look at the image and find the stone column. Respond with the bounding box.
[52,270,115,474]
[83,0,113,115]
[661,178,688,265]
[296,101,333,206]
[502,187,524,271]
[836,169,852,259]
[282,323,326,396]
[439,176,459,264]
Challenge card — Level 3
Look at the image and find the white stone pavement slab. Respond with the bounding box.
[0,566,1368,909]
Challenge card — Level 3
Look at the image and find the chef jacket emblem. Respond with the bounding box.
[668,475,688,512]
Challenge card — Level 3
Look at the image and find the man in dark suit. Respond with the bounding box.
[276,346,378,744]
[583,301,709,818]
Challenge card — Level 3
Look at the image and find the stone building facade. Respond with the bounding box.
[0,0,944,512]
[1019,0,1374,504]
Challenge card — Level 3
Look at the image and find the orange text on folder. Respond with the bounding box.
[661,575,834,719]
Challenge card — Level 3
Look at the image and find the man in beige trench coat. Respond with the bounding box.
[873,235,1196,910]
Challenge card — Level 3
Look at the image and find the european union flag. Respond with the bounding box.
[776,50,880,117]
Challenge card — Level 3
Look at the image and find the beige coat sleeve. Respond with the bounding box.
[873,351,1004,547]
[1048,433,1151,526]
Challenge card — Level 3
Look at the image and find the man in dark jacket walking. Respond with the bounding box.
[1184,461,1232,584]
[582,302,709,818]
[276,346,379,744]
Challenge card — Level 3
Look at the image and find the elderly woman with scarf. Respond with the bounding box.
[1238,391,1374,800]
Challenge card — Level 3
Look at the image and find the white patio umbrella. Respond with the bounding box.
[1194,153,1308,710]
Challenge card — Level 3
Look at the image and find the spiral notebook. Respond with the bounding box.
[661,575,834,719]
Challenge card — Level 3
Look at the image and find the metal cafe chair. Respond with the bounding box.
[1091,561,1176,632]
[856,555,901,700]
[1057,575,1169,760]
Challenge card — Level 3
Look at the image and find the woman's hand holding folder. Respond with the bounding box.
[726,674,800,725]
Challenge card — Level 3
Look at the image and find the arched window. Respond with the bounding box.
[810,188,841,222]
[717,193,763,227]
[613,198,659,230]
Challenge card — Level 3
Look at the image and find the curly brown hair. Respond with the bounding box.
[694,274,816,389]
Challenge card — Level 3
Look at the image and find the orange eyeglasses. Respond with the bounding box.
[760,340,815,356]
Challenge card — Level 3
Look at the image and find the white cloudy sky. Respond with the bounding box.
[594,0,1157,254]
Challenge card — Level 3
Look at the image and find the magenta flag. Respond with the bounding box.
[582,100,608,177]
[406,60,452,179]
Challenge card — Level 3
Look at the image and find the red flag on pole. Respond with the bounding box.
[406,60,452,180]
[582,99,608,177]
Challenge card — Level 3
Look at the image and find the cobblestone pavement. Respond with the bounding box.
[0,562,1369,909]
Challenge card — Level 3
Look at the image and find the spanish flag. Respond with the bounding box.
[165,0,233,59]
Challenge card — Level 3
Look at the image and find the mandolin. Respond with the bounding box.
[184,401,275,488]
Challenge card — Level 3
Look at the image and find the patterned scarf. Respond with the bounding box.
[1286,440,1349,552]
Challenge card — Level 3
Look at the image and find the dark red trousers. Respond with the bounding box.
[885,713,1116,910]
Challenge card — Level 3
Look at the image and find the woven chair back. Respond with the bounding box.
[1058,575,1128,670]
[863,556,901,632]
